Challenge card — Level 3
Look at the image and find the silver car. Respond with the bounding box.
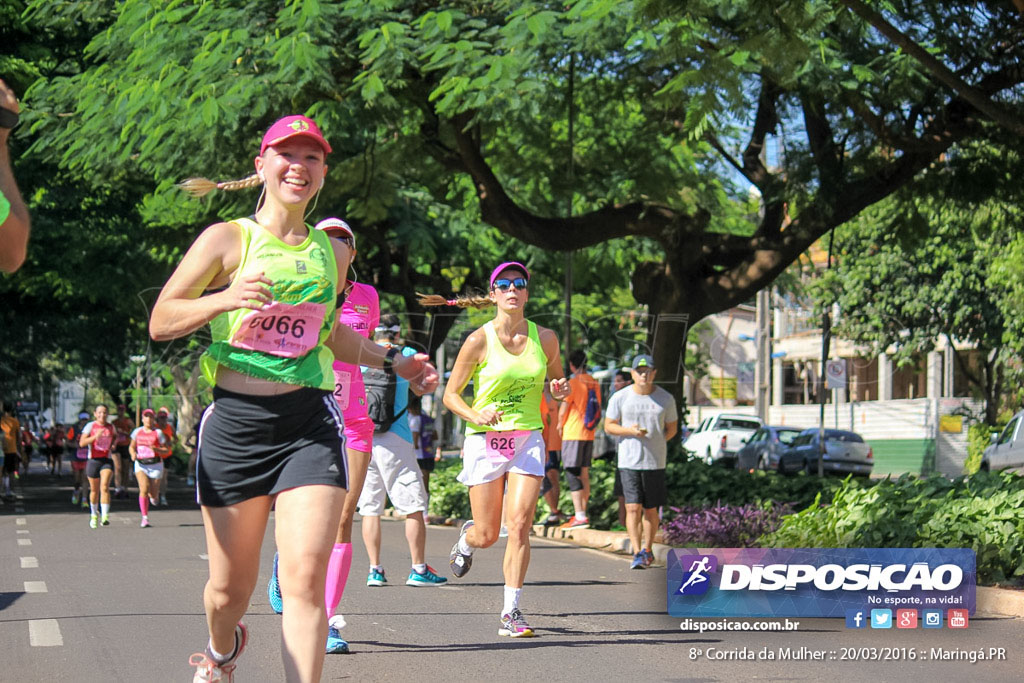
[981,410,1024,472]
[735,426,805,472]
[777,428,875,476]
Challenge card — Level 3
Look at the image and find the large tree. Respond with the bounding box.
[22,0,1024,405]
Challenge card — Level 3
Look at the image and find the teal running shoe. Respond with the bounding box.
[406,565,448,587]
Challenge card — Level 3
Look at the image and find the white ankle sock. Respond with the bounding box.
[412,563,427,574]
[575,512,587,521]
[457,534,473,556]
[503,585,522,616]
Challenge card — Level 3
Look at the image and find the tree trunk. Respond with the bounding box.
[168,359,205,449]
[632,260,703,424]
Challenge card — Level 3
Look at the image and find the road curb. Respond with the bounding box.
[396,511,1024,619]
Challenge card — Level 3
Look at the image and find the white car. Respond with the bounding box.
[981,410,1024,472]
[684,413,764,465]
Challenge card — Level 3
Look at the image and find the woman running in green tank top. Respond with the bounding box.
[151,115,438,683]
[420,261,569,638]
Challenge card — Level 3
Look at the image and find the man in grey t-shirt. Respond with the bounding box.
[604,355,678,569]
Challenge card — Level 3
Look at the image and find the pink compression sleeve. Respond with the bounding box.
[325,543,353,619]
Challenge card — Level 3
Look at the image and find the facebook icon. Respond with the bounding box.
[845,609,867,629]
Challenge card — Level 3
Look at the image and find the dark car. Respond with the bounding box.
[735,426,805,472]
[777,428,874,476]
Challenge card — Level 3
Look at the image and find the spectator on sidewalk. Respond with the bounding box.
[557,350,601,529]
[604,355,678,569]
[1,402,23,497]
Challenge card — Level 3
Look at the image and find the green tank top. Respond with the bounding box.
[466,320,546,434]
[0,188,10,225]
[201,217,338,390]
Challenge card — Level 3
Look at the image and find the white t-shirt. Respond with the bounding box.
[605,386,677,470]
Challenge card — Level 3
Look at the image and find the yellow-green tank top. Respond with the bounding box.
[466,320,546,434]
[201,217,338,390]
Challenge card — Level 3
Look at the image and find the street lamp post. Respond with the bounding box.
[129,355,146,424]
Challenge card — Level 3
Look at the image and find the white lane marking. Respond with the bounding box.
[17,529,29,534]
[29,619,63,647]
[199,554,209,560]
[24,581,47,593]
[21,557,38,568]
[16,517,26,525]
[17,538,31,546]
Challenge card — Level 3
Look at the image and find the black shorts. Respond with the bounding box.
[619,468,667,509]
[115,444,130,460]
[612,468,623,497]
[3,452,17,474]
[561,440,593,469]
[417,457,436,473]
[197,386,346,507]
[86,458,115,478]
[545,450,561,471]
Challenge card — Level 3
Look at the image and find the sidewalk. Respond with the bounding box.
[412,510,1023,620]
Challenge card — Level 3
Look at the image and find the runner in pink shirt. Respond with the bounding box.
[267,217,379,655]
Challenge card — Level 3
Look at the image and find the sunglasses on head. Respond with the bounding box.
[492,278,528,293]
[332,235,354,247]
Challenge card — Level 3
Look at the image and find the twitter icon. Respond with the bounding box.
[871,609,892,629]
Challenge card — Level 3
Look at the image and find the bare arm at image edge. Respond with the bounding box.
[0,79,30,273]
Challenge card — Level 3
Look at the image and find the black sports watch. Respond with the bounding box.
[0,107,19,130]
[382,347,399,375]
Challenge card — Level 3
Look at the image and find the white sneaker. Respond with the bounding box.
[160,495,168,506]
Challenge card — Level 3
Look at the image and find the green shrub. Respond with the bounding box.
[761,470,1024,584]
[427,454,856,530]
[427,458,471,520]
[964,422,994,474]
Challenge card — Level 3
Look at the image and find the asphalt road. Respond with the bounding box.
[2,457,1022,682]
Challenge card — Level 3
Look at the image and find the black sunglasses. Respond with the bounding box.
[492,277,528,293]
[332,235,354,247]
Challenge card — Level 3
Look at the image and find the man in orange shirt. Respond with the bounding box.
[557,350,601,529]
[1,402,23,498]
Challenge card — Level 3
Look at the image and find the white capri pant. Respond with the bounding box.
[357,430,428,516]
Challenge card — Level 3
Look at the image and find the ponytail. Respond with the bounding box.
[177,173,263,198]
[417,292,493,309]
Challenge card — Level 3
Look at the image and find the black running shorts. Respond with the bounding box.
[196,386,347,507]
[619,468,667,509]
[86,457,115,478]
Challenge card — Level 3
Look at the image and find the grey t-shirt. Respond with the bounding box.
[605,386,677,470]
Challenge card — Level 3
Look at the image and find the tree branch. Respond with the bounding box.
[838,0,1024,135]
[448,113,695,251]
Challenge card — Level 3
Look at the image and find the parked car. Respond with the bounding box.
[735,426,805,472]
[776,428,874,476]
[981,410,1024,472]
[684,413,763,466]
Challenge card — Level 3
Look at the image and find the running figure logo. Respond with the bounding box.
[676,554,718,596]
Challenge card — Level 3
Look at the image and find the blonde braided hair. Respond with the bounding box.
[417,292,493,309]
[177,173,263,198]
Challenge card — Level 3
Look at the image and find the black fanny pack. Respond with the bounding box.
[137,457,162,466]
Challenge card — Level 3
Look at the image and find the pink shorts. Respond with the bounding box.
[344,414,374,453]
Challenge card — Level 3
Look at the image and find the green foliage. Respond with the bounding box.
[762,471,1024,584]
[428,454,851,529]
[965,422,995,475]
[427,458,471,520]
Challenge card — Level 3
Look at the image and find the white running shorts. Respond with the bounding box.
[134,460,164,480]
[357,430,428,516]
[458,430,545,486]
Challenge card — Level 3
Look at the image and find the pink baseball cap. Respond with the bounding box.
[142,408,155,418]
[260,115,332,156]
[489,261,530,288]
[315,217,355,247]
